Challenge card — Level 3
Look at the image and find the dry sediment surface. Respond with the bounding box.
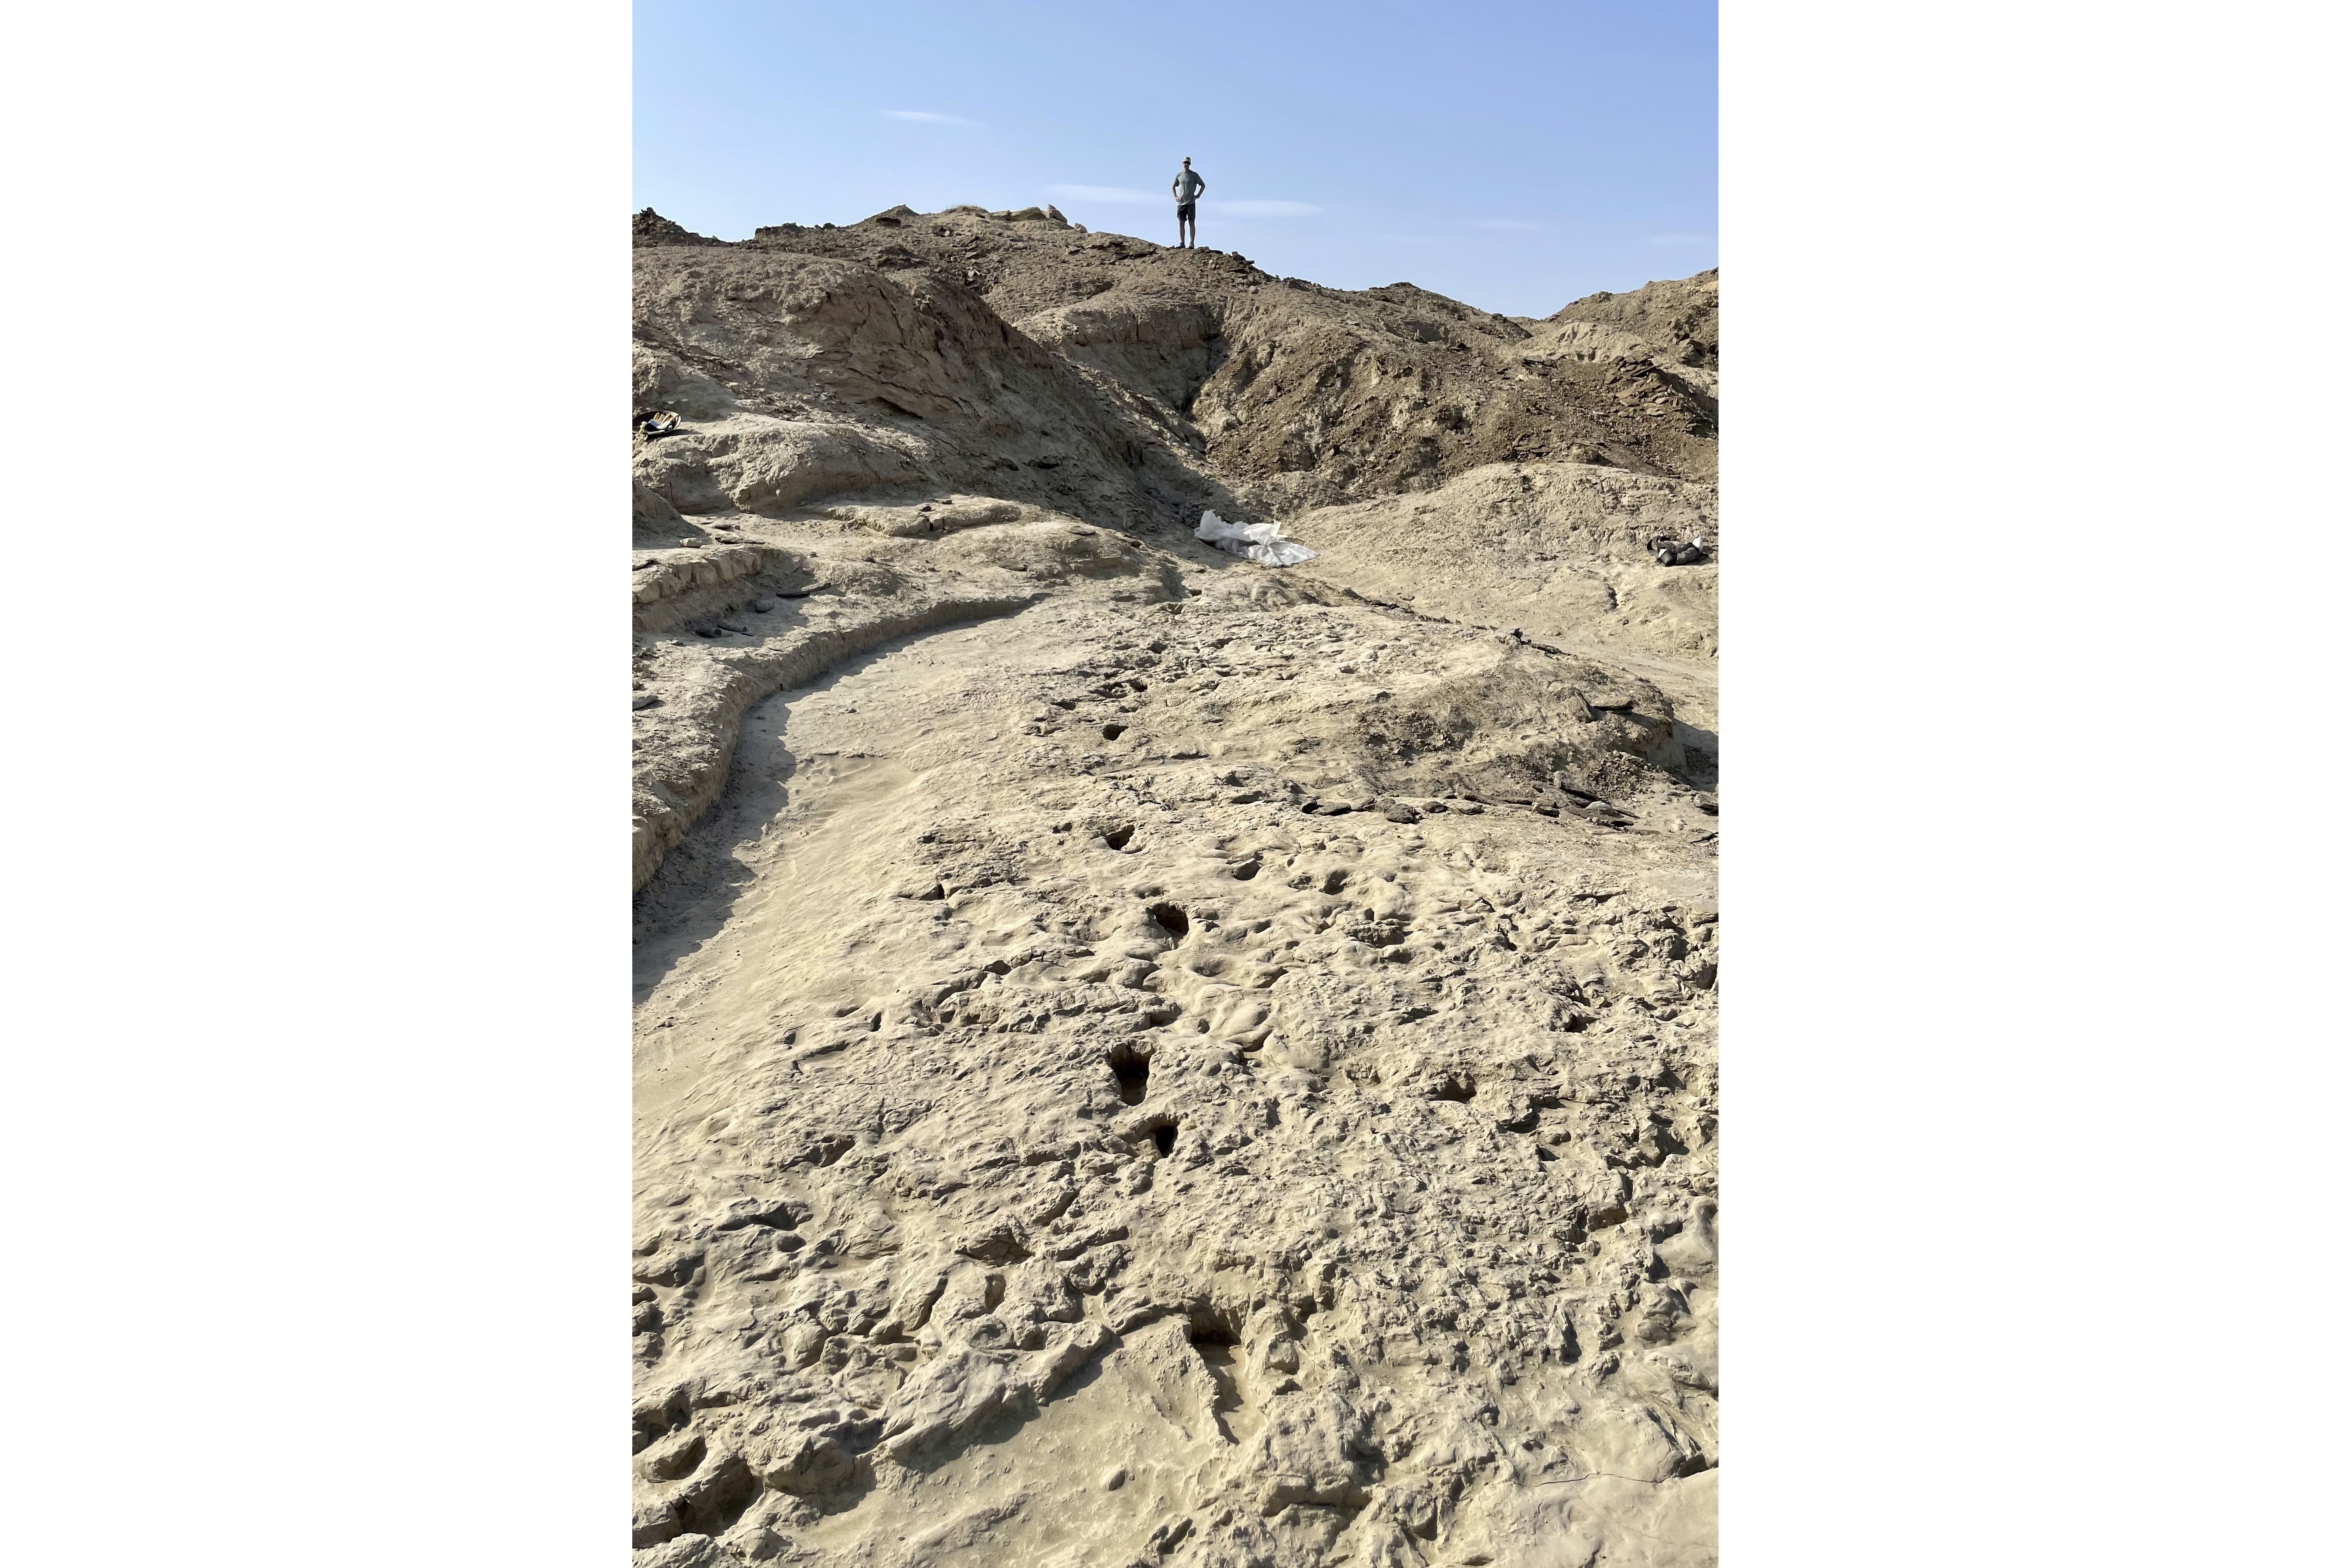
[633,205,1720,1568]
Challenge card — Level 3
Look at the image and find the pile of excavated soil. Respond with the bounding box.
[632,205,1719,1568]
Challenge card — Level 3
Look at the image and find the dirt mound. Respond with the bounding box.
[632,204,1716,526]
[1547,270,1719,370]
[1528,270,1719,457]
[636,207,725,248]
[629,206,1720,1568]
[632,245,1180,528]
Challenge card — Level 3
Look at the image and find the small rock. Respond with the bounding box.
[955,1219,1031,1263]
[633,693,661,711]
[638,1428,706,1481]
[761,1433,855,1497]
[783,1322,829,1369]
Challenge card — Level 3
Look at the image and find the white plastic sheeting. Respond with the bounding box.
[1195,509,1317,567]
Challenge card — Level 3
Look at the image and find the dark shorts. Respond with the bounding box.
[1177,202,1196,222]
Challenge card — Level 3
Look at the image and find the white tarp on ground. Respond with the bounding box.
[1196,509,1317,567]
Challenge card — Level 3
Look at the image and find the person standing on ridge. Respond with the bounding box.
[1172,156,1206,248]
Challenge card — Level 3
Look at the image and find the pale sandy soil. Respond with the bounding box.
[631,207,1719,1568]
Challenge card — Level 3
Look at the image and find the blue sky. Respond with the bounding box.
[633,0,1715,319]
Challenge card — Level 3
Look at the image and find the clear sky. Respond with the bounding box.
[633,0,1715,320]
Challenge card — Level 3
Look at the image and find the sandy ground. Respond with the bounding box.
[631,208,1719,1568]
